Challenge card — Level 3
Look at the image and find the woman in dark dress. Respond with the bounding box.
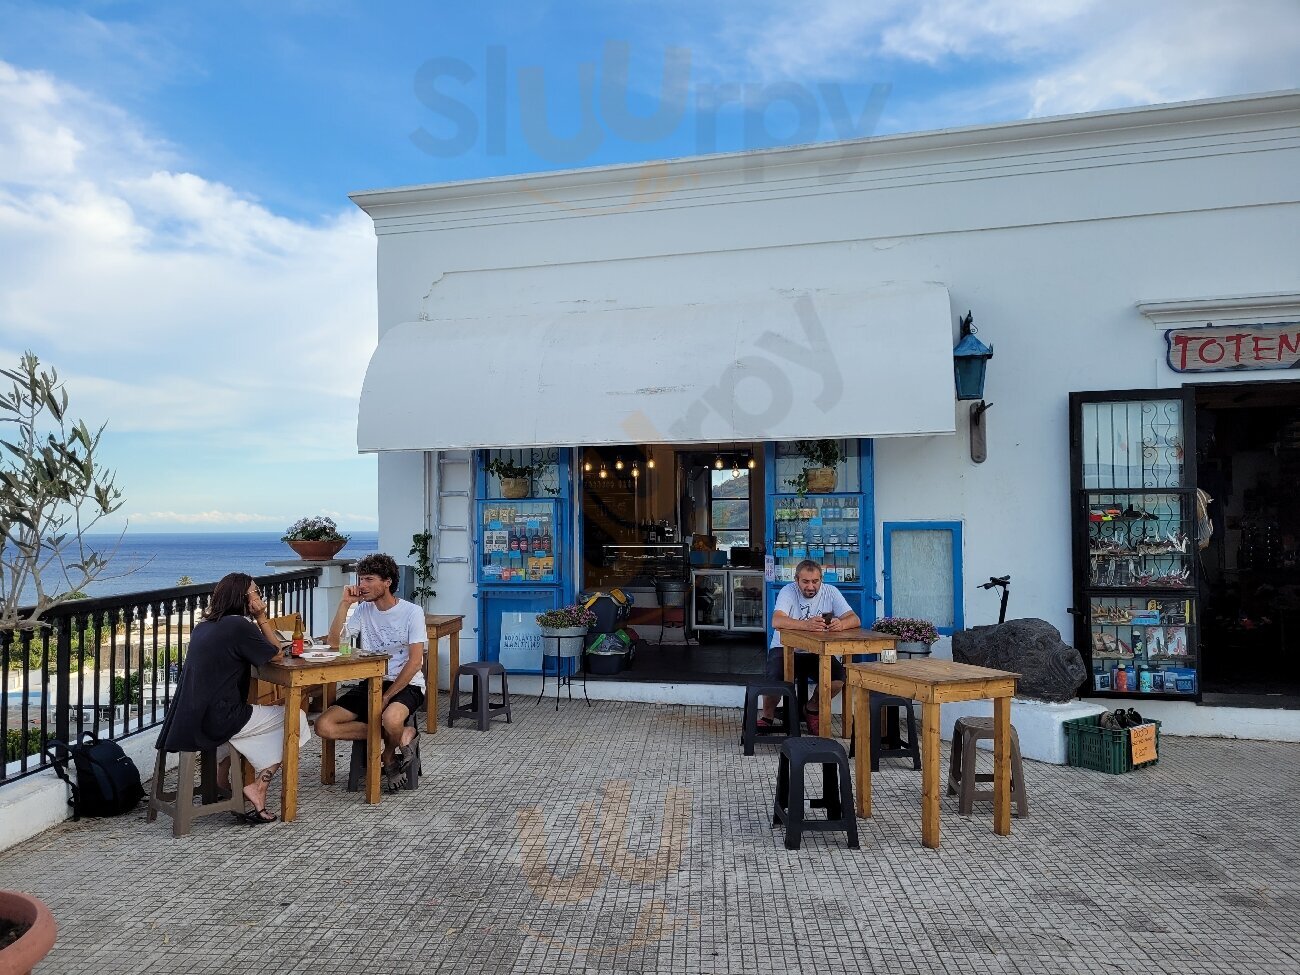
[156,573,310,823]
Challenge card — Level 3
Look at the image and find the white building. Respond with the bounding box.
[351,90,1300,739]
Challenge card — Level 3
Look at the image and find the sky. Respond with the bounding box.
[1,0,1297,533]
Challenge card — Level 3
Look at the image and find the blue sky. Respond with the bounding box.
[1,0,1297,532]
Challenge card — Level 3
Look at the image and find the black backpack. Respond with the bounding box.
[45,733,145,820]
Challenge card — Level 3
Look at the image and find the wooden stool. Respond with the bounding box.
[772,737,859,850]
[449,661,512,731]
[146,749,246,837]
[947,716,1029,818]
[741,681,801,755]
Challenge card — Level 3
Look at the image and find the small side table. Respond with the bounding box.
[539,636,591,710]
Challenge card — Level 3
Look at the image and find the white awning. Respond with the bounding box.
[358,283,957,452]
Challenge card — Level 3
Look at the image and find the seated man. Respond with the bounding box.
[315,553,426,783]
[763,558,861,734]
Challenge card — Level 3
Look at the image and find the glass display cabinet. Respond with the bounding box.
[1071,393,1200,698]
[478,500,562,584]
[691,569,766,632]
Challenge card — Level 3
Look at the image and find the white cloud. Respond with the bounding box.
[0,57,378,466]
[703,0,1299,121]
[132,510,285,525]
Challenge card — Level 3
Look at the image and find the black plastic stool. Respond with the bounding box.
[869,692,921,771]
[348,710,421,792]
[771,737,859,850]
[449,661,512,731]
[741,681,801,755]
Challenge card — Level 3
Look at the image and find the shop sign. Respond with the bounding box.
[1130,723,1158,765]
[1166,322,1300,372]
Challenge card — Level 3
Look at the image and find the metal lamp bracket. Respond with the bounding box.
[970,401,992,464]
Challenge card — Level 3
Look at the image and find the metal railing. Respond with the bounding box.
[1,568,320,785]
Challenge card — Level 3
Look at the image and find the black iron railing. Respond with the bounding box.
[1,568,320,785]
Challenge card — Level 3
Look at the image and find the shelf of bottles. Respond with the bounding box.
[1076,396,1199,698]
[478,500,561,584]
[771,496,863,584]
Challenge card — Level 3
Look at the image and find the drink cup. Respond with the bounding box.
[879,647,898,664]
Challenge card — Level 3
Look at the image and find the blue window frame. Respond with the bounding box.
[882,521,963,635]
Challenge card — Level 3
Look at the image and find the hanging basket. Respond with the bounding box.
[500,477,530,499]
[805,467,837,493]
[286,539,347,561]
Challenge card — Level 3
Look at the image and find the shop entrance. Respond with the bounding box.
[1196,381,1300,706]
[578,443,767,683]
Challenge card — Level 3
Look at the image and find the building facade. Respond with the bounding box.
[352,91,1300,737]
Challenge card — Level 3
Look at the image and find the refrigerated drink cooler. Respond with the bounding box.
[691,569,766,633]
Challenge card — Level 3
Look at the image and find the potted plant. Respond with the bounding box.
[785,439,843,495]
[872,617,940,657]
[0,889,57,974]
[485,457,542,499]
[535,604,597,659]
[281,516,349,561]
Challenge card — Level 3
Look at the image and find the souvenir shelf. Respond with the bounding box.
[771,496,863,585]
[1071,393,1200,700]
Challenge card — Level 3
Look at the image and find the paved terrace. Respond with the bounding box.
[1,696,1297,975]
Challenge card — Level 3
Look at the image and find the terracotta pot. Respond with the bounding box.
[805,467,837,493]
[500,477,530,499]
[286,539,346,561]
[0,889,57,975]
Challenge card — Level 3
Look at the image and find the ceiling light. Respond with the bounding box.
[615,456,624,471]
[714,455,724,469]
[647,456,655,469]
[747,455,757,469]
[583,458,592,472]
[598,466,608,479]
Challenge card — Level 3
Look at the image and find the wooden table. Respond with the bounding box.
[847,658,1019,849]
[779,628,899,740]
[423,614,464,732]
[253,652,389,822]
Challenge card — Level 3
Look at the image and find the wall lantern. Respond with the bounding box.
[953,310,994,464]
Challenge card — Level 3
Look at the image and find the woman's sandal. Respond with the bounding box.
[232,806,277,825]
[756,716,776,731]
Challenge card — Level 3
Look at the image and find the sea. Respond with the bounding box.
[22,531,381,600]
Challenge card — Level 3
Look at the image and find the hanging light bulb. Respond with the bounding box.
[598,466,608,479]
[631,464,640,479]
[615,456,624,471]
[714,455,724,470]
[646,455,655,469]
[731,454,740,474]
[747,455,757,470]
[583,457,592,472]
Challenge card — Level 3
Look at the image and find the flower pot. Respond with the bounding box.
[805,467,837,493]
[897,641,931,658]
[0,890,57,975]
[540,625,587,658]
[286,539,346,561]
[500,477,530,499]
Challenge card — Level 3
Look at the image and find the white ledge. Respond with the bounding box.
[1137,292,1300,327]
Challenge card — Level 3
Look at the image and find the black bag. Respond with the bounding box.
[44,733,145,820]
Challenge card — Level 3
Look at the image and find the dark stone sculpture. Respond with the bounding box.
[952,618,1086,702]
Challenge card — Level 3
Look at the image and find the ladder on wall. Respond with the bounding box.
[427,451,474,581]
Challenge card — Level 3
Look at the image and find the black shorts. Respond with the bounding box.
[332,680,425,722]
[764,647,847,683]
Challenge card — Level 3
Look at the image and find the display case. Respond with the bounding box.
[477,499,563,585]
[1071,392,1200,699]
[771,495,862,584]
[597,544,687,589]
[692,569,766,632]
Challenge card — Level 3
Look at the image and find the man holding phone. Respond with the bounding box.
[316,553,425,784]
[762,559,860,734]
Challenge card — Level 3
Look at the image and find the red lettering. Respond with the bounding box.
[1279,331,1300,360]
[1170,333,1193,369]
[1224,333,1248,362]
[1252,334,1276,361]
[1198,338,1225,364]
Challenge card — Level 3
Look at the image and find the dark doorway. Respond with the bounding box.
[1195,381,1300,706]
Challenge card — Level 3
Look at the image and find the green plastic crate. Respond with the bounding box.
[1063,715,1162,774]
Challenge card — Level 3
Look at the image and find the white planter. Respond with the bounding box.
[540,626,587,658]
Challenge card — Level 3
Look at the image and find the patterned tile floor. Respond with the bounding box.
[2,696,1298,974]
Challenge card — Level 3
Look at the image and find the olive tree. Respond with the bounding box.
[0,352,123,632]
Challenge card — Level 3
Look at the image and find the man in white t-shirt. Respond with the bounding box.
[316,553,426,781]
[763,559,861,733]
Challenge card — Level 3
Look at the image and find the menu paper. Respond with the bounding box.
[1130,723,1158,765]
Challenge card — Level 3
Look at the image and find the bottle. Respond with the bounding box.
[291,615,305,657]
